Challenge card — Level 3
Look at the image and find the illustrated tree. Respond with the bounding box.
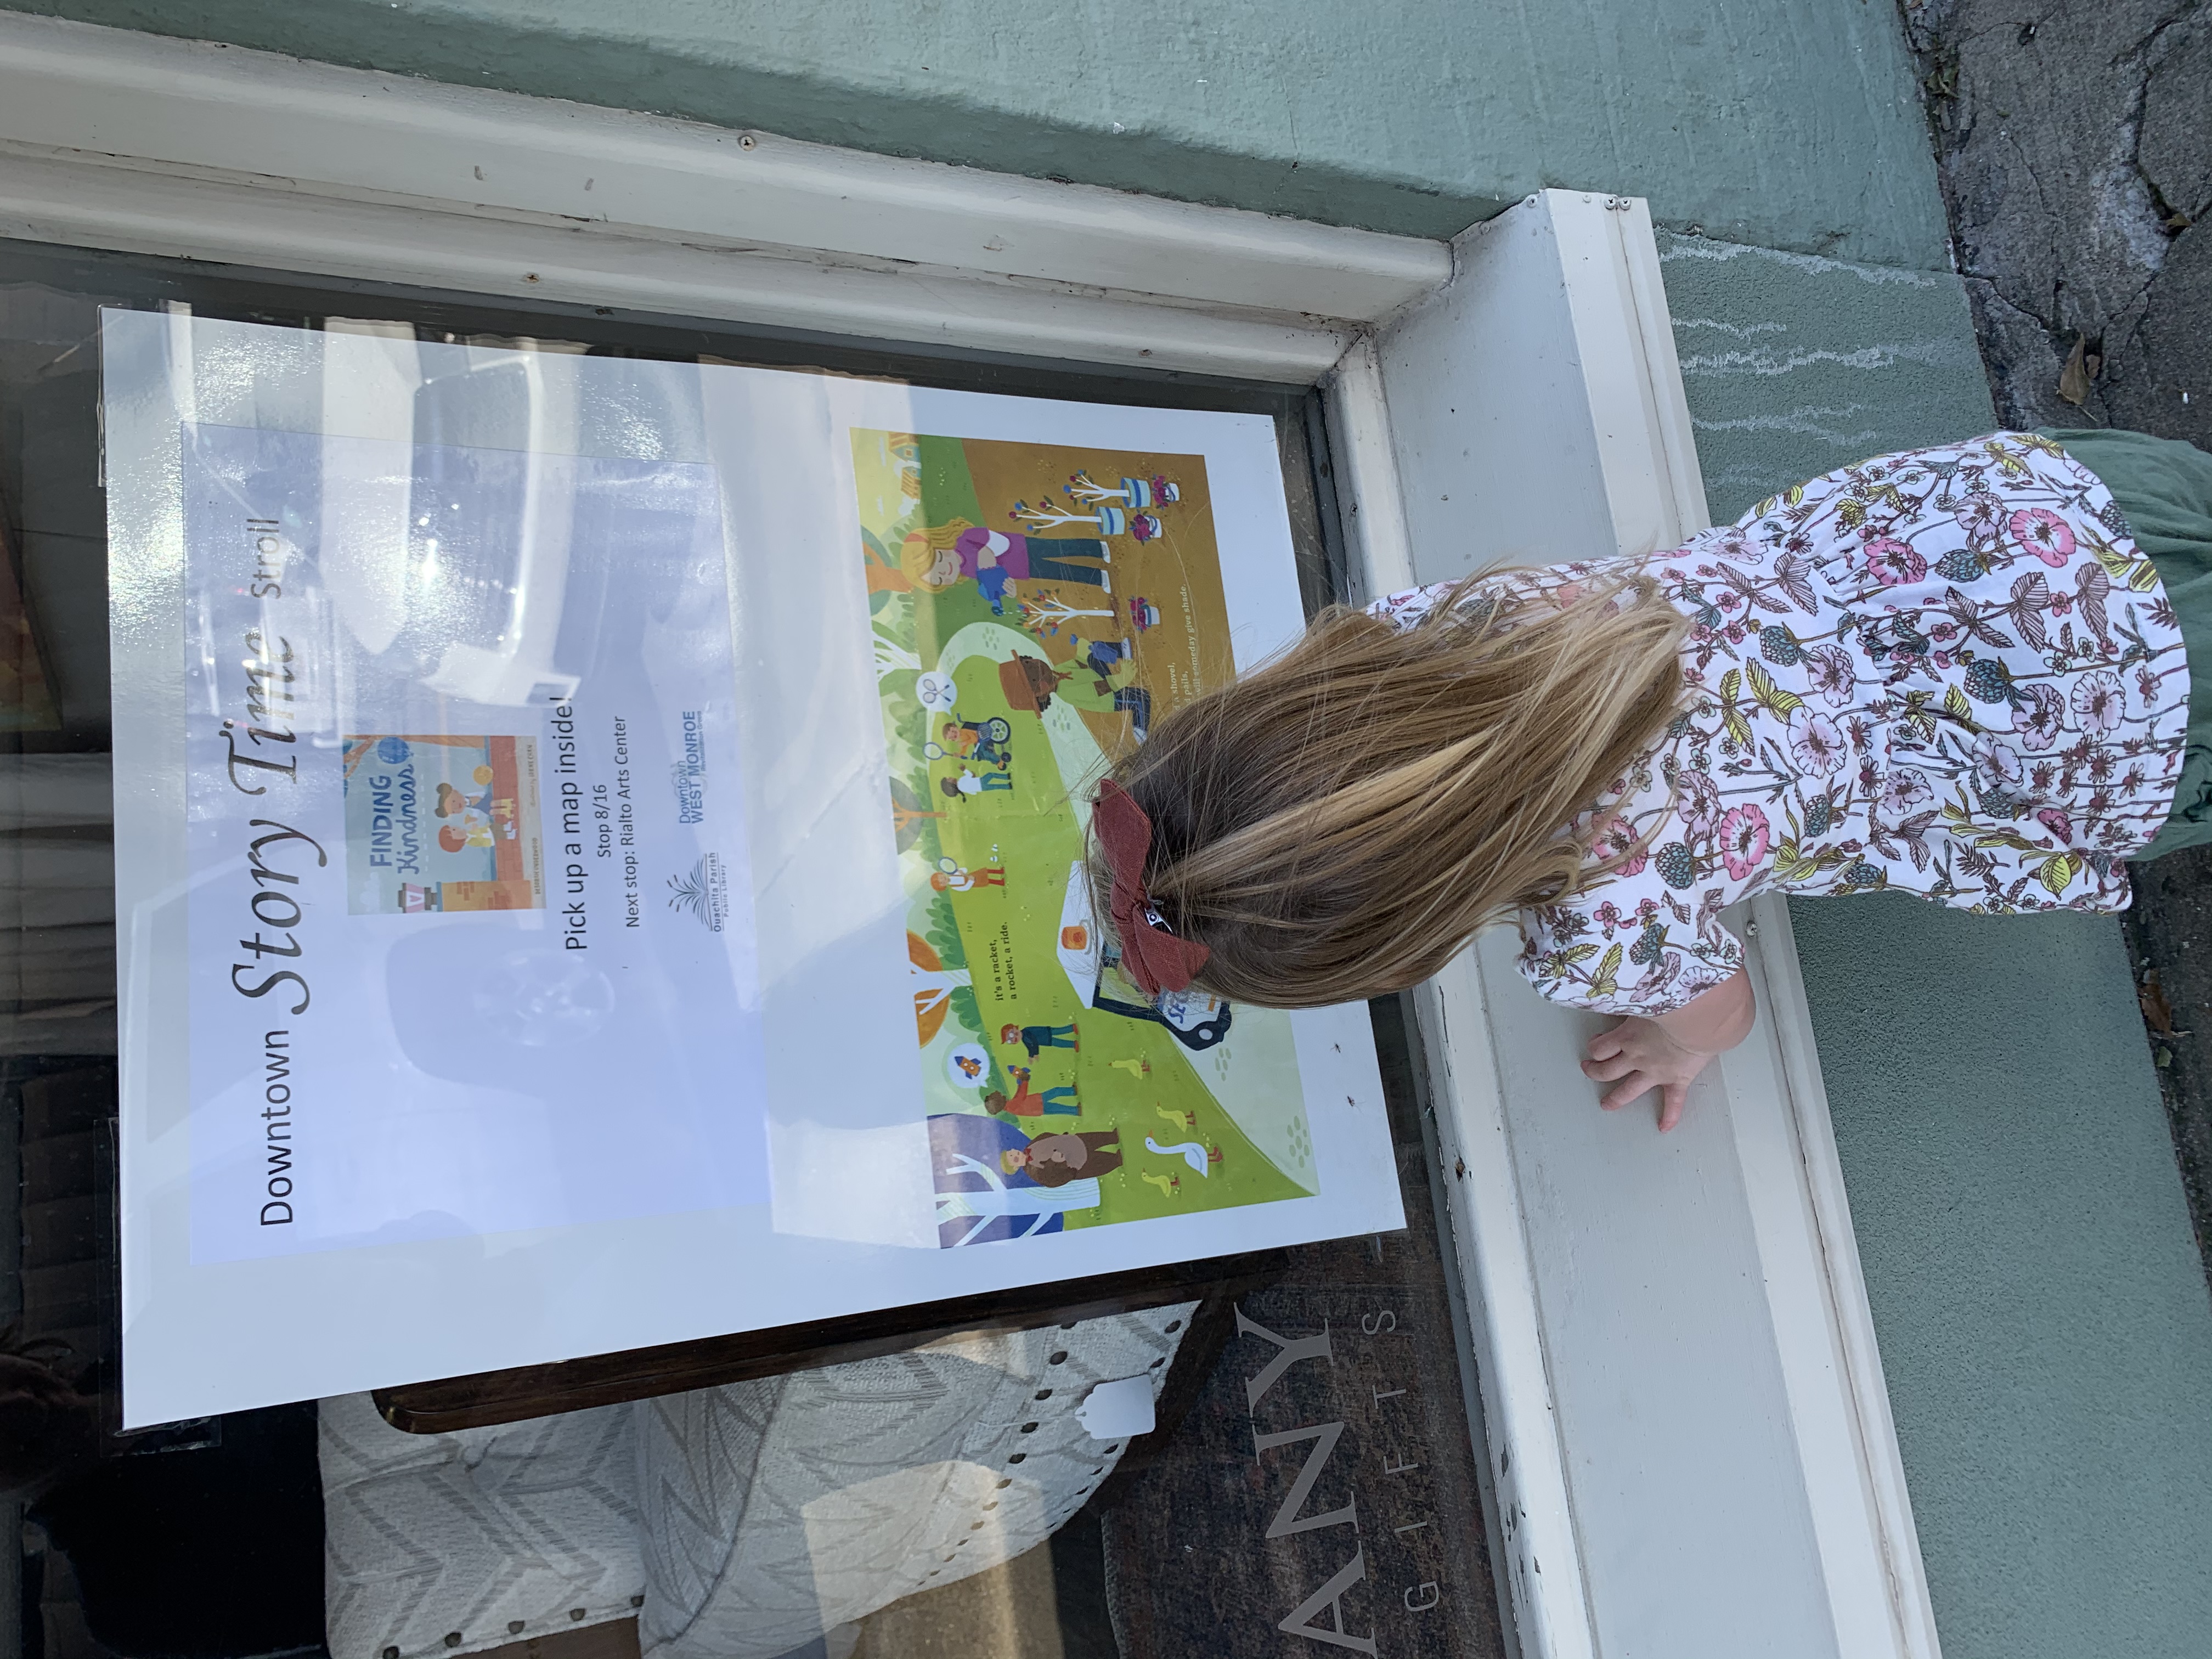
[907,930,973,1046]
[888,777,943,853]
[1018,589,1118,635]
[873,628,921,678]
[1065,470,1178,510]
[1009,495,1131,535]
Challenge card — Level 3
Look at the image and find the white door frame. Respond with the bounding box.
[1339,196,1939,1659]
[0,14,1938,1656]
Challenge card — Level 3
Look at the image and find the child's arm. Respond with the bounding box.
[1577,968,1756,1133]
[1655,967,1756,1054]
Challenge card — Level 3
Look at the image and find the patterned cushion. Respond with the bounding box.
[320,1391,645,1659]
[321,1305,1194,1659]
[637,1304,1194,1659]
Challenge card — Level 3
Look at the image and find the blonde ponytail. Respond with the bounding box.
[1093,573,1689,1008]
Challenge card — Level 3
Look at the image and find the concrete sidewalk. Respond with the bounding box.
[1900,0,2212,1282]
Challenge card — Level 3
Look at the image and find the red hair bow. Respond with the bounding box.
[1093,780,1211,998]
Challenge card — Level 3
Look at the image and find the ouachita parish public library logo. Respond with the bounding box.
[667,853,730,933]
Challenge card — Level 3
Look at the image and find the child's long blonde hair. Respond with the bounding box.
[1093,574,1690,1008]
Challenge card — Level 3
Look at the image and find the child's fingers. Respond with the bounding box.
[1599,1071,1653,1111]
[1586,1026,1626,1062]
[1657,1082,1690,1133]
[1580,1051,1639,1083]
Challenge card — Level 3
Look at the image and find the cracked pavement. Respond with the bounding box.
[1903,0,2207,439]
[1900,0,2212,1278]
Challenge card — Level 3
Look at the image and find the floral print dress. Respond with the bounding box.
[1368,433,2190,1014]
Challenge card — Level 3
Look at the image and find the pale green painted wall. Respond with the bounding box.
[18,2,2212,1653]
[2,0,1951,268]
[1652,230,1997,520]
[1793,898,2212,1658]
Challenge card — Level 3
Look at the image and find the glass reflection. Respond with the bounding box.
[0,244,1504,1659]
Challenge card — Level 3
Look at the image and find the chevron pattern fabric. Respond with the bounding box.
[639,1304,1195,1658]
[321,1391,646,1659]
[321,1305,1195,1659]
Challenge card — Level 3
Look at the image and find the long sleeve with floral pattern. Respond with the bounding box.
[1368,433,2190,1014]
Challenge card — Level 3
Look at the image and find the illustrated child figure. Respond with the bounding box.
[900,521,1114,613]
[1066,638,1149,736]
[1084,428,2212,1133]
[940,767,1014,798]
[436,812,495,851]
[433,778,493,820]
[433,772,503,847]
[1001,1020,1079,1058]
[1081,637,1137,694]
[985,1066,1080,1118]
[1000,1130,1124,1187]
[941,719,1011,768]
[931,863,1007,893]
[1111,684,1153,743]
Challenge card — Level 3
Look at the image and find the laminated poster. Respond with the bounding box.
[105,312,1401,1424]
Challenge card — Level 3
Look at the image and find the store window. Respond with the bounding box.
[1,238,1506,1659]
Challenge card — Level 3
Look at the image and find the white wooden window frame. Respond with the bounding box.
[0,14,1939,1658]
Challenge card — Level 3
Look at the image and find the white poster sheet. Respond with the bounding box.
[105,311,1403,1425]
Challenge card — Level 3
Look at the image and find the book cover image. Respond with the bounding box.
[853,430,1320,1249]
[341,733,545,914]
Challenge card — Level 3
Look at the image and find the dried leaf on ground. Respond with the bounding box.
[2141,967,2182,1036]
[2058,334,2097,406]
[2052,334,2088,407]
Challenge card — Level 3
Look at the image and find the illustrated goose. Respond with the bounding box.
[1146,1137,1213,1177]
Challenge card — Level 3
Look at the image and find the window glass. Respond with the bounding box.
[0,240,1506,1659]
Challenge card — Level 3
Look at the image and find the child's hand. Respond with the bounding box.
[1580,1018,1715,1133]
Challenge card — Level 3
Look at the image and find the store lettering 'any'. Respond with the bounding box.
[1239,1306,1444,1654]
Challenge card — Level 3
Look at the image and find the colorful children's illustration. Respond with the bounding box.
[342,735,546,913]
[929,1112,1101,1247]
[931,859,1007,893]
[1145,1137,1221,1177]
[986,1066,1080,1118]
[1002,1020,1079,1058]
[854,430,1319,1247]
[941,766,1014,797]
[939,717,1011,767]
[1016,1129,1125,1183]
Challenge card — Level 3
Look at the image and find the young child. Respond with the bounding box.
[899,519,1114,610]
[1088,429,2212,1131]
